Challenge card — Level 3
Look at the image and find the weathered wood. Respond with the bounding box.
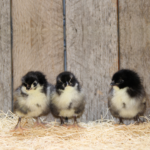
[119,0,150,115]
[0,0,12,111]
[12,0,64,89]
[66,0,118,122]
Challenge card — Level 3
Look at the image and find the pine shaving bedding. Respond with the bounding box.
[0,111,150,150]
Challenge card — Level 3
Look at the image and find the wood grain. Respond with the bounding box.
[66,0,118,122]
[12,0,64,89]
[119,0,150,115]
[0,0,12,111]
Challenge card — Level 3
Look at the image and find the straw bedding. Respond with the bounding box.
[0,111,150,150]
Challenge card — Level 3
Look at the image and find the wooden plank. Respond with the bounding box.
[12,0,64,89]
[0,0,12,112]
[66,0,118,122]
[119,0,150,115]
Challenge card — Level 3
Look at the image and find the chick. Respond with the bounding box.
[108,69,146,124]
[13,71,54,130]
[50,71,85,127]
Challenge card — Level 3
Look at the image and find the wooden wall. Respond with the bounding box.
[12,0,64,89]
[119,0,150,115]
[0,0,12,112]
[0,0,150,122]
[66,0,118,122]
[66,0,150,122]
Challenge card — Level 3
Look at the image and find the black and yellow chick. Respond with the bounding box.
[50,71,85,127]
[108,69,146,124]
[13,71,54,130]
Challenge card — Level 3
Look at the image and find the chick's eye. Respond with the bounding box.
[33,82,37,87]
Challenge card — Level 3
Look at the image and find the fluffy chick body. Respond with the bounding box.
[13,71,55,129]
[108,69,146,123]
[51,84,85,118]
[50,71,85,125]
[14,84,53,118]
[108,86,146,119]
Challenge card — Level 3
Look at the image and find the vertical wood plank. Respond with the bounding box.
[119,0,150,115]
[12,0,64,89]
[66,0,118,122]
[0,0,12,111]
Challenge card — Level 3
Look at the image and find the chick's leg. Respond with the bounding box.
[60,117,64,125]
[119,118,124,124]
[33,117,47,128]
[59,117,68,127]
[73,116,82,128]
[15,117,21,129]
[11,117,27,132]
[134,115,144,124]
[68,116,83,129]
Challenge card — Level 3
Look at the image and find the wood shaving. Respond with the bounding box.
[0,111,150,150]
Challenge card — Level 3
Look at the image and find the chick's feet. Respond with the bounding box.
[67,123,84,129]
[10,126,27,132]
[33,118,47,128]
[10,117,28,132]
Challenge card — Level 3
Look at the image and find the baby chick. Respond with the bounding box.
[108,69,146,124]
[13,71,54,130]
[50,71,85,127]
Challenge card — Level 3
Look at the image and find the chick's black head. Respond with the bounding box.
[56,71,80,94]
[111,69,142,89]
[21,71,47,91]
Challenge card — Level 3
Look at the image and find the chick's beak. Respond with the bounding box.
[110,81,115,86]
[26,85,31,90]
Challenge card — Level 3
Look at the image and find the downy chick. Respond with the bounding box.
[108,69,146,124]
[50,71,85,127]
[13,71,54,130]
